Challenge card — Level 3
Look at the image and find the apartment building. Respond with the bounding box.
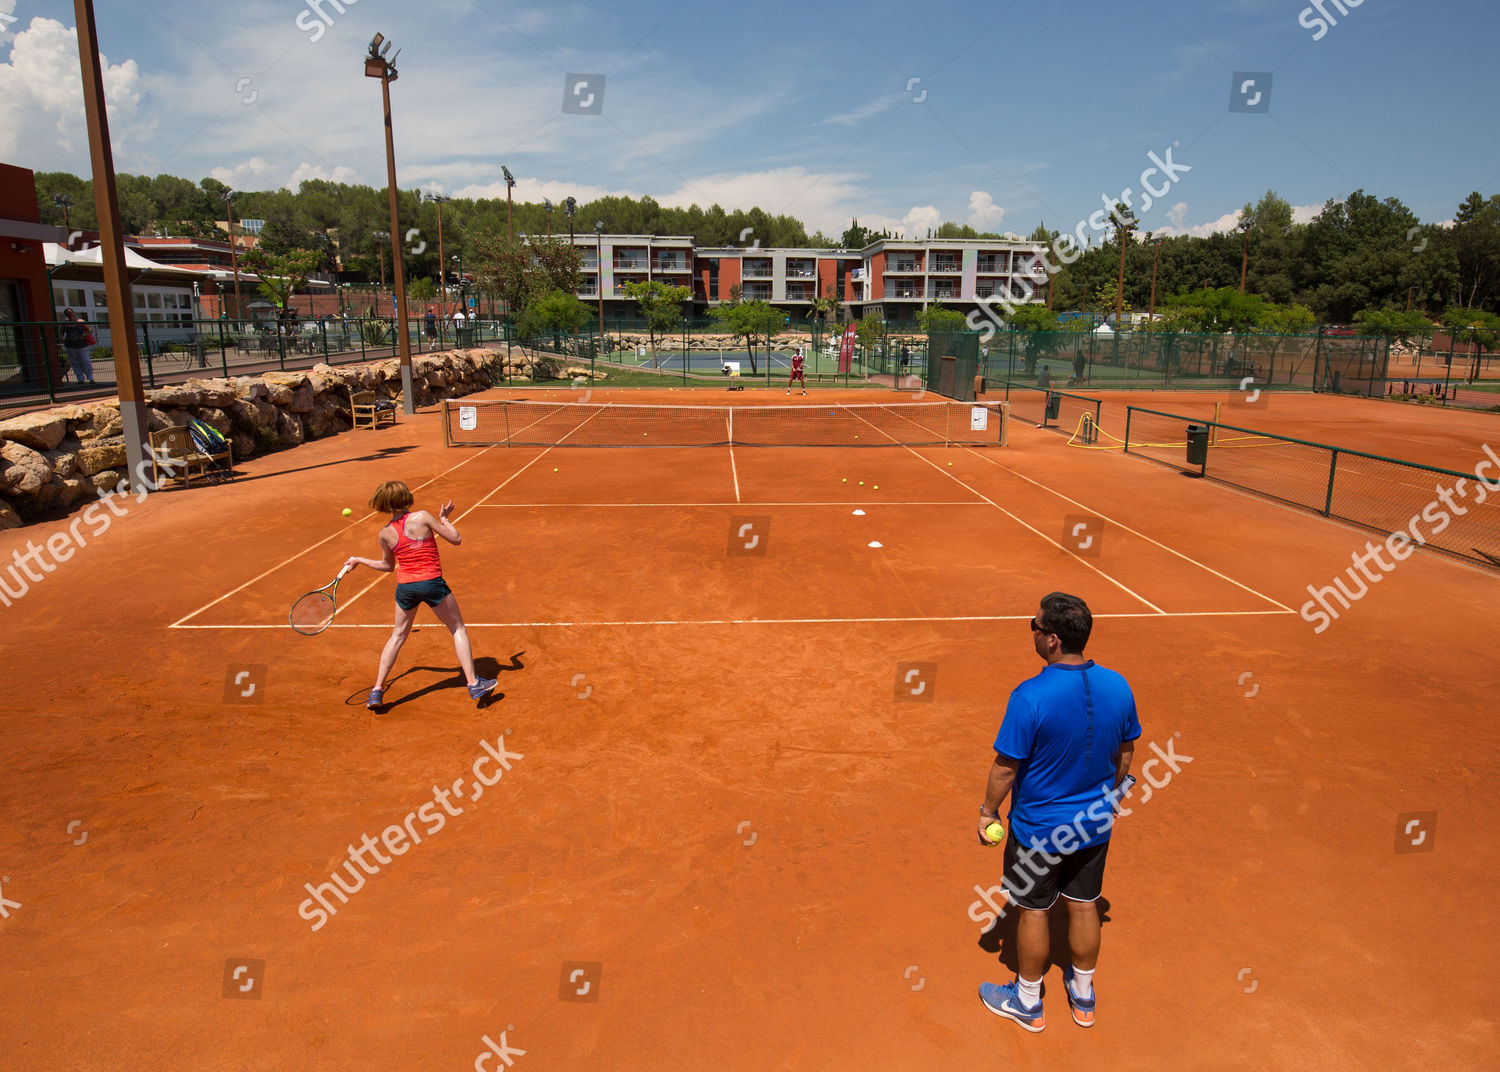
[563,234,1046,321]
[856,238,1050,320]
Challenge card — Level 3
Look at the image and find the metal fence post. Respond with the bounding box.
[1324,449,1338,516]
[140,322,156,388]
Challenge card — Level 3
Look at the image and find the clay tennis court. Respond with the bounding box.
[1,387,1494,1070]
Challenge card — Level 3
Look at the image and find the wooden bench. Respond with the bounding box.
[351,390,397,429]
[149,425,232,487]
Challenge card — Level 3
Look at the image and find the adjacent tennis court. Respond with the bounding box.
[0,387,1493,1070]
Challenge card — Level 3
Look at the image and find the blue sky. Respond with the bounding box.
[3,0,1498,240]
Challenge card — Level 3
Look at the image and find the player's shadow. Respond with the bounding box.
[354,652,525,713]
[978,896,1112,976]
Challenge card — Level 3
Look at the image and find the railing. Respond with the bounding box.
[1123,405,1500,568]
[742,265,773,278]
[0,315,507,413]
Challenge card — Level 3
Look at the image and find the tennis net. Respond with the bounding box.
[443,399,1008,448]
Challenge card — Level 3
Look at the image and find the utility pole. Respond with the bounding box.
[73,0,150,491]
[365,33,415,414]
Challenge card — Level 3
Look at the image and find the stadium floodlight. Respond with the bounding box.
[502,167,516,240]
[365,34,413,414]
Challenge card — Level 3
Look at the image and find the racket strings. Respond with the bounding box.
[290,590,337,634]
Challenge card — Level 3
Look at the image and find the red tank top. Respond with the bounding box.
[388,512,443,583]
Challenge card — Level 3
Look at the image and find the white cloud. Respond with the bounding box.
[209,157,277,187]
[1155,201,1326,238]
[814,93,903,127]
[967,191,1005,230]
[286,162,359,188]
[901,205,941,238]
[0,17,145,164]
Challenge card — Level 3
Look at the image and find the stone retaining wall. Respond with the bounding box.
[0,349,501,528]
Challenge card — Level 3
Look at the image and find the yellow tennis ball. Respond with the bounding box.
[985,821,1005,842]
[553,467,558,472]
[841,478,847,483]
[342,508,352,517]
[858,481,864,486]
[873,485,879,490]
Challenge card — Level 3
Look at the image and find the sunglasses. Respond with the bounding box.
[1030,618,1054,635]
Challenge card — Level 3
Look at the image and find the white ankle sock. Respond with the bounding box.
[1069,966,1095,1000]
[1017,975,1042,1007]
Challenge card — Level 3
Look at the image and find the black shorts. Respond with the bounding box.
[394,577,452,611]
[1001,835,1110,911]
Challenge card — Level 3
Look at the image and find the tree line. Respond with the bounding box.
[31,173,1500,329]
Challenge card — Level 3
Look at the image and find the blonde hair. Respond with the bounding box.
[369,480,414,514]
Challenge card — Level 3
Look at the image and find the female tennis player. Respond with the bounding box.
[343,481,497,709]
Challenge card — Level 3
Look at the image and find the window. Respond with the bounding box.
[92,290,108,308]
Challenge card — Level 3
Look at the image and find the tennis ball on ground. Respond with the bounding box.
[985,821,1005,842]
[873,485,879,490]
[342,508,352,517]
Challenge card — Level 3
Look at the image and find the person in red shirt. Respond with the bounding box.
[786,347,807,395]
[343,480,497,709]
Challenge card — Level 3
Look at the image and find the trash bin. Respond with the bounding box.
[1186,424,1209,467]
[456,327,477,348]
[1045,392,1061,420]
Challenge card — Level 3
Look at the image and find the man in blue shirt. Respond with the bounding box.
[976,592,1140,1033]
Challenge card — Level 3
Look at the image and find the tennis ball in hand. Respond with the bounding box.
[985,821,1005,843]
[342,508,352,517]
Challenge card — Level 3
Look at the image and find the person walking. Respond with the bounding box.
[976,591,1140,1033]
[59,309,96,384]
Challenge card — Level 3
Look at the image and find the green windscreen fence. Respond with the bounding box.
[1123,406,1500,567]
[926,330,980,401]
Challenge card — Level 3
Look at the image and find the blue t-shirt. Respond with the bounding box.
[994,661,1141,854]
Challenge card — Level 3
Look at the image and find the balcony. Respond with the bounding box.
[891,260,921,273]
[614,255,648,270]
[884,286,920,299]
[742,259,772,279]
[928,284,957,300]
[785,260,815,278]
[931,259,961,274]
[742,283,772,300]
[653,258,689,273]
[977,257,1006,274]
[785,284,814,301]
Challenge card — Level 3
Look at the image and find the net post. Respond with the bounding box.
[1211,401,1221,445]
[1124,407,1133,453]
[728,406,733,446]
[1323,449,1338,517]
[999,401,1009,446]
[441,400,450,447]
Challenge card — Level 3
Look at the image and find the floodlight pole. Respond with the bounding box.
[367,39,415,414]
[226,192,243,320]
[73,0,150,492]
[1148,237,1163,322]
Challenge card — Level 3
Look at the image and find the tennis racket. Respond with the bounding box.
[289,564,353,636]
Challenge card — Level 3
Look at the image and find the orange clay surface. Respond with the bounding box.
[1,387,1496,1070]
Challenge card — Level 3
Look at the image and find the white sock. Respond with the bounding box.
[1069,966,1095,1000]
[1017,975,1042,1008]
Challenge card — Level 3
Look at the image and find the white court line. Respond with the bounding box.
[841,405,1166,614]
[471,501,985,508]
[728,409,741,502]
[962,448,1295,612]
[336,404,614,614]
[171,609,1294,630]
[168,445,499,628]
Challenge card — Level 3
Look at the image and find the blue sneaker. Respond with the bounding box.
[1062,965,1096,1027]
[979,979,1045,1033]
[467,677,498,701]
[366,687,385,709]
